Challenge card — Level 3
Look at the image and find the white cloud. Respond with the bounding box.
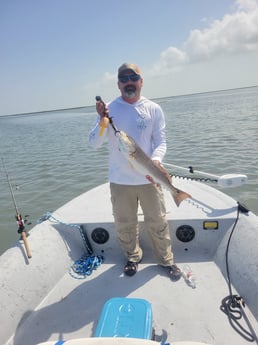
[152,0,258,75]
[103,71,116,82]
[151,47,188,75]
[83,71,118,104]
[186,5,258,60]
[235,0,257,11]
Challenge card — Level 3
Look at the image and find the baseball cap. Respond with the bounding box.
[118,63,141,77]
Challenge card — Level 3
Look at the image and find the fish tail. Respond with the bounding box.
[172,190,192,207]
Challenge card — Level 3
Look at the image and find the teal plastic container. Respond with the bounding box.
[94,297,153,339]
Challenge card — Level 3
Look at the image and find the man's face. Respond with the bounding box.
[118,70,143,103]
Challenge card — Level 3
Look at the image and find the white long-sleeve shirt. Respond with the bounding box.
[89,96,167,185]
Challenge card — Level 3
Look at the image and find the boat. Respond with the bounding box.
[0,167,257,345]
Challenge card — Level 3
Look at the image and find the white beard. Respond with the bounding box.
[124,90,136,99]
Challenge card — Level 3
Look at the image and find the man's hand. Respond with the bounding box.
[146,160,172,184]
[96,100,109,118]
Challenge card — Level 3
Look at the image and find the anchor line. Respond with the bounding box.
[38,212,104,279]
[220,203,257,343]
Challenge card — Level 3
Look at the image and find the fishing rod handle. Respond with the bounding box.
[96,96,110,136]
[95,96,109,116]
[21,232,32,259]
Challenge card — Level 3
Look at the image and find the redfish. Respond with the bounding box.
[118,131,191,206]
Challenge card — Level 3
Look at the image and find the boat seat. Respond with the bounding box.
[94,297,153,339]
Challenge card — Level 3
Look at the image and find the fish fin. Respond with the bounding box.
[172,190,192,207]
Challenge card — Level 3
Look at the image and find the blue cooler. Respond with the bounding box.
[94,297,153,339]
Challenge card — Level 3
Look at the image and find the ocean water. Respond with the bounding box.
[0,86,258,255]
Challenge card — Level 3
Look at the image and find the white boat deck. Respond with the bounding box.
[1,179,257,345]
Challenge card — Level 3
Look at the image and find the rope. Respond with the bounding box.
[220,204,257,342]
[70,253,103,279]
[38,212,103,279]
[220,295,257,342]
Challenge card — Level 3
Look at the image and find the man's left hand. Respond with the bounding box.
[146,160,172,184]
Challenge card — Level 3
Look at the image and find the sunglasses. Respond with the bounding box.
[118,74,141,83]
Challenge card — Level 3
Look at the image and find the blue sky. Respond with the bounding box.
[0,0,258,115]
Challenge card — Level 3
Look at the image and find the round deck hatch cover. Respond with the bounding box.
[176,225,195,242]
[91,227,109,244]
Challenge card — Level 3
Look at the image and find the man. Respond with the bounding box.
[89,63,181,281]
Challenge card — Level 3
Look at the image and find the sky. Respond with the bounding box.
[0,0,258,115]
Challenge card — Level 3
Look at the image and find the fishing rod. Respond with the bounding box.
[1,156,32,259]
[163,162,247,188]
[95,96,120,135]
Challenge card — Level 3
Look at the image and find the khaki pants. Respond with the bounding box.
[110,183,174,266]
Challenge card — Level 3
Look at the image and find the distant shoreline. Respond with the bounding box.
[0,105,89,119]
[152,84,258,102]
[1,85,257,118]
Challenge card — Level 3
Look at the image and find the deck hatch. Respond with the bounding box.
[176,225,195,242]
[91,227,110,244]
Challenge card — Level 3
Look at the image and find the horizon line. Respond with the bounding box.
[1,84,257,118]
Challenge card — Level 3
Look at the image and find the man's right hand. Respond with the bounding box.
[96,100,109,118]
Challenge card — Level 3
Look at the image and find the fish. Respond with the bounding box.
[118,131,192,207]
